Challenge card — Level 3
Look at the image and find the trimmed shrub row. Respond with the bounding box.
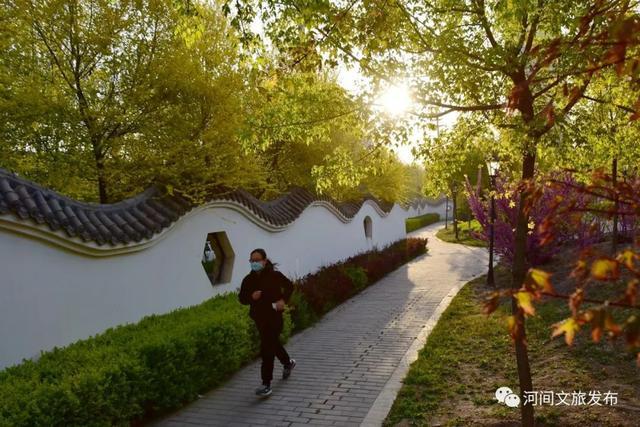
[405,213,440,233]
[290,237,429,329]
[0,294,265,427]
[0,237,428,426]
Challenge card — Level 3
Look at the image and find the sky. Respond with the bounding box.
[336,65,417,164]
[336,64,457,165]
[247,10,457,165]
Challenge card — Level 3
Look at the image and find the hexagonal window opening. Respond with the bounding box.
[201,231,235,285]
[364,216,373,239]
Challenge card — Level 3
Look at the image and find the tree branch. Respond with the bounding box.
[582,95,636,114]
[287,0,359,70]
[425,100,506,112]
[474,0,501,50]
[396,1,503,72]
[408,100,506,119]
[523,0,543,54]
[541,291,640,310]
[394,0,434,54]
[531,74,564,99]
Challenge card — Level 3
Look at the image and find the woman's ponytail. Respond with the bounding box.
[265,258,277,271]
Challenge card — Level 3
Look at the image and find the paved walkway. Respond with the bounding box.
[153,223,488,427]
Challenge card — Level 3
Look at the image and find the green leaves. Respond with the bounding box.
[405,213,440,233]
[2,0,262,203]
[419,117,491,198]
[0,292,264,426]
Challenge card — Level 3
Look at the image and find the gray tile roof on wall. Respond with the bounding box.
[0,169,192,246]
[0,168,442,247]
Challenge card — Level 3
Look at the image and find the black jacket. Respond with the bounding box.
[238,267,294,322]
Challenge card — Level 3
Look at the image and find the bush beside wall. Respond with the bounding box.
[405,213,440,233]
[0,294,260,426]
[291,237,428,327]
[0,237,427,427]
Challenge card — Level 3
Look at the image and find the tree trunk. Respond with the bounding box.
[445,196,449,229]
[96,156,108,204]
[612,157,618,252]
[511,150,536,427]
[452,191,459,240]
[91,137,109,204]
[507,69,538,426]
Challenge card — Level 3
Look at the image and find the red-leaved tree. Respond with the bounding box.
[484,170,640,365]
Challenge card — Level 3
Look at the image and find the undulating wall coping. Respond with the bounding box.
[0,168,444,256]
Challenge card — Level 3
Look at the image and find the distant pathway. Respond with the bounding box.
[153,222,488,427]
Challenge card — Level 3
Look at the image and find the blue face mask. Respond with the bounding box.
[250,261,264,272]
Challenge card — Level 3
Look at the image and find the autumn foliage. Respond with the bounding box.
[465,172,604,267]
[483,170,640,365]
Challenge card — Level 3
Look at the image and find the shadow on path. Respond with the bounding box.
[153,222,488,427]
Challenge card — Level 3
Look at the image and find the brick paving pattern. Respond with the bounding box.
[153,223,488,427]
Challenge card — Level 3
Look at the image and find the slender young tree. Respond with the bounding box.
[419,118,489,241]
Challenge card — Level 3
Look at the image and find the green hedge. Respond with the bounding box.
[0,294,274,426]
[405,213,440,233]
[0,237,427,426]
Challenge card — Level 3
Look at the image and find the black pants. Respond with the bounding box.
[255,313,290,385]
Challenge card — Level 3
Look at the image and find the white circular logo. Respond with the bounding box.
[495,386,513,403]
[504,393,521,408]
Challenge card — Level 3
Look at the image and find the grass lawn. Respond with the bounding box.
[384,263,640,426]
[436,219,487,247]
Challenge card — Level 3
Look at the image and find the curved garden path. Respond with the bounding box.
[153,222,488,427]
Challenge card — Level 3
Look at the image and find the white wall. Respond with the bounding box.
[0,200,444,369]
[405,202,448,221]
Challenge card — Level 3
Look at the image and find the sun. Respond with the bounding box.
[376,83,413,117]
